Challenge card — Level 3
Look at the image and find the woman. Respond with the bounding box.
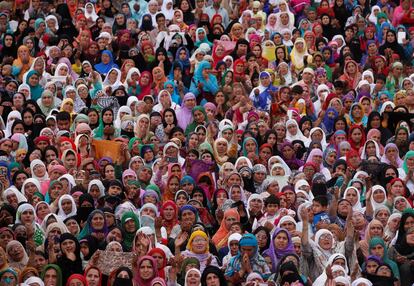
[15,203,44,246]
[180,230,219,272]
[389,209,414,286]
[13,45,34,81]
[6,240,29,270]
[263,228,295,273]
[290,38,309,73]
[55,233,83,281]
[201,265,227,286]
[77,210,108,242]
[212,209,240,250]
[369,237,400,279]
[225,233,271,282]
[160,200,179,236]
[190,61,219,105]
[94,50,119,75]
[339,60,362,90]
[134,256,158,286]
[185,106,208,136]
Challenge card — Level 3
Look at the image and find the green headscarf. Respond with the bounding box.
[185,106,208,136]
[121,211,140,251]
[369,236,400,279]
[41,264,62,286]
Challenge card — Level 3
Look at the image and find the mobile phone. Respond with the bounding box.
[166,157,178,163]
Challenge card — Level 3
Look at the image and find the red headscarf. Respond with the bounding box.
[348,125,366,151]
[84,266,102,286]
[133,256,158,286]
[137,71,153,100]
[66,274,88,286]
[346,149,360,170]
[160,200,178,235]
[147,248,167,280]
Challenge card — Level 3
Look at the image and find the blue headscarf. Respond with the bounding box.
[164,80,182,105]
[193,61,219,95]
[180,175,196,187]
[179,205,199,220]
[322,107,339,134]
[94,50,119,75]
[175,47,191,70]
[34,18,45,31]
[377,22,391,44]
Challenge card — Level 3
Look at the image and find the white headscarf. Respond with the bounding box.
[103,68,123,90]
[351,278,373,286]
[30,159,49,182]
[88,179,106,199]
[84,2,98,22]
[4,110,22,137]
[57,194,77,220]
[343,187,363,212]
[21,178,41,197]
[285,119,309,145]
[114,106,132,128]
[2,186,27,204]
[370,185,387,211]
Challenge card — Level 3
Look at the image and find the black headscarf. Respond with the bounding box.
[201,266,227,286]
[112,267,133,286]
[1,33,17,60]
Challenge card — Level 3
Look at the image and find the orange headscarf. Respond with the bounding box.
[13,45,34,81]
[211,208,240,249]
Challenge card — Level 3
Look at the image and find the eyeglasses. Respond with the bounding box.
[193,238,207,243]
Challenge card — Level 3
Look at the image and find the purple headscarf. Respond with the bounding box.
[381,143,403,167]
[177,93,196,130]
[57,57,79,80]
[263,227,295,272]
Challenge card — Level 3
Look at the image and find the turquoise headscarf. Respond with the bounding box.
[242,137,259,157]
[369,236,400,279]
[34,18,45,31]
[195,27,213,48]
[26,70,44,101]
[403,151,414,174]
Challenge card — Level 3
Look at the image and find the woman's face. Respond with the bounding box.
[274,231,289,249]
[230,186,242,202]
[345,189,358,205]
[186,270,201,286]
[139,260,154,280]
[191,235,208,254]
[370,243,384,257]
[91,213,105,230]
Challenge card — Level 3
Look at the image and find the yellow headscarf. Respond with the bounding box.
[186,230,209,253]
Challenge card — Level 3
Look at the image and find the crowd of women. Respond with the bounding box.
[0,0,414,285]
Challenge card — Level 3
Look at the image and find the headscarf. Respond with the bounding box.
[134,256,158,286]
[94,50,119,75]
[263,228,295,272]
[211,208,240,248]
